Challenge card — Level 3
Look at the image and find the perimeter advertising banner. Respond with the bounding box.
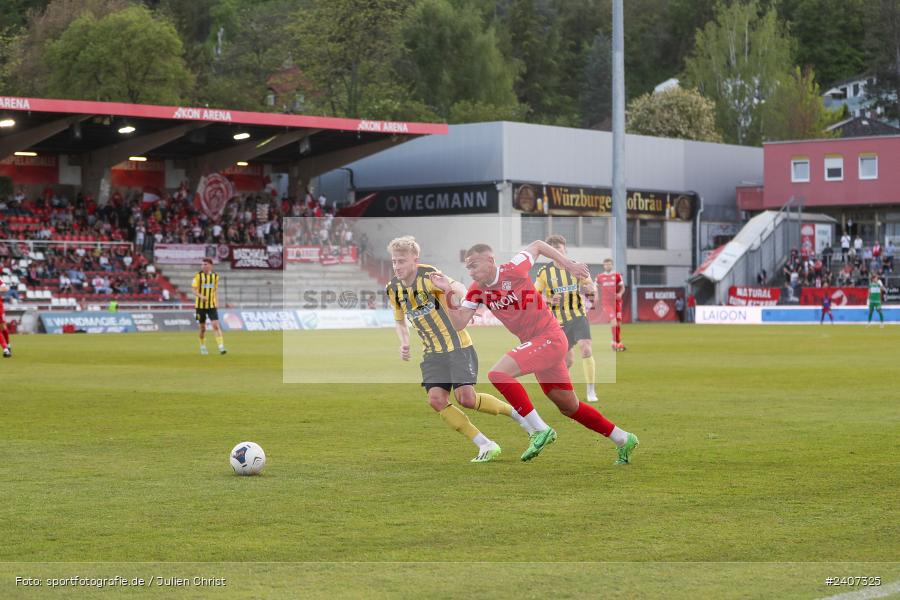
[339,185,499,217]
[41,312,137,334]
[153,244,223,265]
[0,154,59,184]
[636,287,685,321]
[512,182,696,221]
[728,286,781,306]
[799,287,868,306]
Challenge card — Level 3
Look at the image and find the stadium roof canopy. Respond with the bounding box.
[0,96,447,187]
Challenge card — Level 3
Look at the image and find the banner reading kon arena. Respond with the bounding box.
[512,182,696,221]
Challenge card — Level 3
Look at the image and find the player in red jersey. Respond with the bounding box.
[430,241,639,465]
[0,280,11,357]
[591,258,626,351]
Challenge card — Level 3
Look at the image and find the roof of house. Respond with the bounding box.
[826,116,900,138]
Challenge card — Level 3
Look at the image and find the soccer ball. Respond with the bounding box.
[230,441,266,476]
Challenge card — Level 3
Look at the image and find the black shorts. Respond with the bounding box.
[195,307,220,323]
[561,315,591,349]
[420,346,478,392]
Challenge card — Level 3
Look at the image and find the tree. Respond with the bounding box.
[779,0,867,88]
[683,0,792,146]
[581,31,612,128]
[763,67,841,141]
[505,0,573,124]
[626,86,722,142]
[865,0,900,121]
[401,0,520,121]
[3,0,131,96]
[44,6,193,103]
[292,0,410,118]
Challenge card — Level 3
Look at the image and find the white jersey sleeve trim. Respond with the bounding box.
[510,250,535,267]
[461,299,480,310]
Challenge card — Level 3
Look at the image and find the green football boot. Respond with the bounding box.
[614,432,639,465]
[520,427,557,462]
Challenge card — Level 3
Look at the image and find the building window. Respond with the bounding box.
[636,265,665,285]
[582,217,610,247]
[551,216,579,247]
[859,154,878,180]
[852,82,860,97]
[521,215,548,243]
[824,156,843,181]
[638,220,663,248]
[791,158,810,182]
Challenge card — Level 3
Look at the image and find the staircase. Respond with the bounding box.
[161,262,385,308]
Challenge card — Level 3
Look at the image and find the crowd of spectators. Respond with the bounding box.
[778,235,895,303]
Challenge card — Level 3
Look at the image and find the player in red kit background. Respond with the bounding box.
[592,258,626,351]
[0,280,11,357]
[430,241,639,465]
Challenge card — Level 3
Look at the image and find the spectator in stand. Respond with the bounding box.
[687,293,696,322]
[675,296,685,323]
[885,241,895,273]
[91,274,111,295]
[160,288,171,302]
[840,232,851,262]
[854,234,864,259]
[59,272,72,293]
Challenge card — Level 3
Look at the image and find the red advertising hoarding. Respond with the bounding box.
[110,159,165,189]
[0,154,59,184]
[635,287,684,321]
[728,286,781,306]
[800,287,868,306]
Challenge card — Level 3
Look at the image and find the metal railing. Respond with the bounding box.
[715,197,804,304]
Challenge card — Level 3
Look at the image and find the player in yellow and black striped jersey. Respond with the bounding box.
[386,236,533,463]
[533,235,598,402]
[191,257,227,355]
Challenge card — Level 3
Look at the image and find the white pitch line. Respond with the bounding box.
[817,580,900,600]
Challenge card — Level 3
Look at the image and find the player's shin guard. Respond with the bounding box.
[488,370,536,417]
[439,405,480,441]
[570,401,615,437]
[582,356,595,385]
[474,392,513,417]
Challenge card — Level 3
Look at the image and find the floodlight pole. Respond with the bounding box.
[612,0,627,284]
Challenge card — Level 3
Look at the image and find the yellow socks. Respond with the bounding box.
[439,405,480,441]
[582,356,596,385]
[215,334,224,349]
[473,392,513,417]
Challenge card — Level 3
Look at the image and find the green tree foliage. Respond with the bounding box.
[626,86,722,142]
[44,5,193,103]
[582,31,611,128]
[763,67,841,141]
[505,0,573,124]
[865,0,900,121]
[779,0,867,88]
[292,0,410,118]
[3,0,131,96]
[401,0,520,121]
[683,0,792,146]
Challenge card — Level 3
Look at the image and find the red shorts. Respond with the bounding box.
[507,328,573,394]
[601,300,622,323]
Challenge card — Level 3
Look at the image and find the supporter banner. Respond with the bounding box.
[636,287,685,321]
[799,287,868,306]
[223,163,265,192]
[230,245,284,269]
[800,223,815,258]
[196,173,236,220]
[154,244,221,265]
[695,306,764,325]
[513,182,696,221]
[0,154,59,184]
[339,185,499,217]
[41,311,137,334]
[110,159,165,189]
[285,245,358,264]
[728,286,781,306]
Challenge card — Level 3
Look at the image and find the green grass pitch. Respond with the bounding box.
[2,325,899,599]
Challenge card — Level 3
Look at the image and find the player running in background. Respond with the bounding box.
[0,280,11,357]
[192,258,227,355]
[385,236,532,463]
[592,258,626,351]
[431,241,639,465]
[820,293,833,324]
[533,235,598,402]
[866,274,887,328]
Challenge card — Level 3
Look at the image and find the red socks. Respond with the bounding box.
[571,401,615,436]
[2,329,8,347]
[613,325,621,344]
[488,370,535,416]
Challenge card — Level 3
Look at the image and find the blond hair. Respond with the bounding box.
[387,235,421,256]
